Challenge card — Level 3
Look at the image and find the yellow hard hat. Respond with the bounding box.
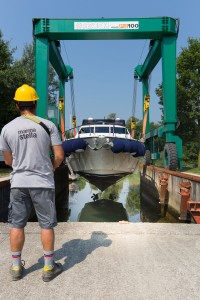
[14,84,39,101]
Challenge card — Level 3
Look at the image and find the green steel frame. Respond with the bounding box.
[33,17,182,168]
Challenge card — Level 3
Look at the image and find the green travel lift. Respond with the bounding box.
[33,17,182,170]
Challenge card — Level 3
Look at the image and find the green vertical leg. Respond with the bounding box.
[35,37,49,118]
[162,36,177,125]
[162,36,182,168]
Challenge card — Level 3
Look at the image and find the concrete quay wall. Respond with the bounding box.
[0,164,69,222]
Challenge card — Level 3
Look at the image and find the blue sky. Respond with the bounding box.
[0,0,199,128]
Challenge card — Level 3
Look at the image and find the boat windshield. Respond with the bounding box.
[95,127,110,133]
[111,127,128,134]
[79,126,94,134]
[78,125,129,135]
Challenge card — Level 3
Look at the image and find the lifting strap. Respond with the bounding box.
[60,113,66,140]
[70,79,77,137]
[23,114,50,137]
[141,95,150,142]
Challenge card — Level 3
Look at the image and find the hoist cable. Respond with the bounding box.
[61,41,77,129]
[62,41,71,65]
[138,40,147,65]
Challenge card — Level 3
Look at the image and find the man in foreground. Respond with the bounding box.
[0,84,64,282]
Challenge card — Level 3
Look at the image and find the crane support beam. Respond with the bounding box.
[135,40,161,78]
[33,17,178,40]
[49,41,70,81]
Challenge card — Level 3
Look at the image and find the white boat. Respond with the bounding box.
[62,118,145,191]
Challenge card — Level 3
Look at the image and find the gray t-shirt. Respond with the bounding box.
[0,115,62,188]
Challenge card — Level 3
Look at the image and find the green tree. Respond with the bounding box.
[0,35,59,129]
[126,117,141,139]
[77,177,87,191]
[107,113,116,119]
[15,42,59,104]
[0,31,21,129]
[126,117,159,140]
[102,180,123,200]
[176,38,200,166]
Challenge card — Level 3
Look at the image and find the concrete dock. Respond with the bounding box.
[1,222,200,300]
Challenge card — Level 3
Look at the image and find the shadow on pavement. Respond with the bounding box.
[25,231,112,276]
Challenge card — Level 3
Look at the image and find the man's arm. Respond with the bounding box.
[51,144,64,171]
[2,151,13,167]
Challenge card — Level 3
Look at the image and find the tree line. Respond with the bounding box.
[0,31,199,167]
[0,31,58,130]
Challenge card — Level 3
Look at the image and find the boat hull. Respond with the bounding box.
[68,138,140,190]
[69,146,139,175]
[78,172,131,191]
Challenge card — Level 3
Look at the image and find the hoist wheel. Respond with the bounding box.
[144,149,151,166]
[163,143,178,171]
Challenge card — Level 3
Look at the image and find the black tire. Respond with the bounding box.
[144,149,151,166]
[163,143,178,171]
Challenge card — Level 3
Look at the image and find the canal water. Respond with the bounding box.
[61,173,180,223]
[0,173,180,223]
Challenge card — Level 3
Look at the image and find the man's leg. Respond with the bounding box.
[10,228,25,252]
[41,228,55,251]
[10,228,25,281]
[41,228,55,268]
[41,228,62,282]
[9,188,32,268]
[31,189,62,281]
[10,227,25,266]
[33,189,56,267]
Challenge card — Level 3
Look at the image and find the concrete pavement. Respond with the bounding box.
[1,222,200,300]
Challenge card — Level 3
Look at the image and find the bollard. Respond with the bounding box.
[159,174,169,205]
[179,182,191,221]
[187,201,200,224]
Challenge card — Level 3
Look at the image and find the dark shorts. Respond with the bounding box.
[9,188,57,229]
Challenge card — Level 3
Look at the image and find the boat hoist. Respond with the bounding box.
[33,17,182,170]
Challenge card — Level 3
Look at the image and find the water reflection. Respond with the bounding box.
[68,174,140,222]
[0,173,180,223]
[67,173,180,223]
[78,199,128,222]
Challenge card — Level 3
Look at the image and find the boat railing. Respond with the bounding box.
[64,125,82,139]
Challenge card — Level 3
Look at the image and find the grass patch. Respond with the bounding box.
[182,167,200,175]
[0,167,11,177]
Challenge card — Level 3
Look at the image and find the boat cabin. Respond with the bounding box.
[77,118,131,139]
